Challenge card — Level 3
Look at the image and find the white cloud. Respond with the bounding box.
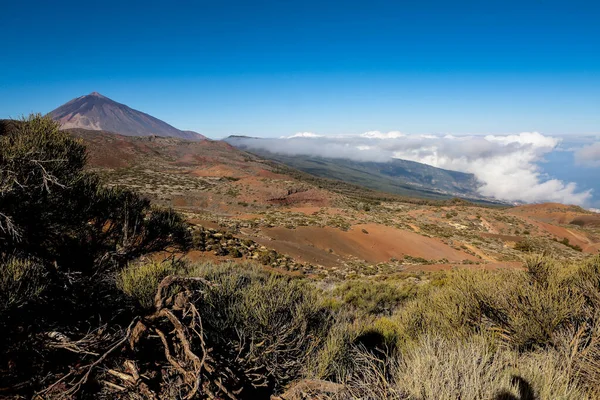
[284,132,324,139]
[360,130,405,139]
[484,131,558,148]
[230,131,593,206]
[575,142,600,167]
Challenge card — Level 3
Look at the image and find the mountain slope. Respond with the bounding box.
[49,92,206,140]
[224,136,486,200]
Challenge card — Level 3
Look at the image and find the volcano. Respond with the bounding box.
[49,92,205,140]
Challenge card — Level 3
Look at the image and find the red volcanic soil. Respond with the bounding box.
[253,224,477,268]
[232,176,333,207]
[509,203,600,253]
[72,129,267,174]
[190,165,247,178]
[533,220,600,253]
[509,203,591,224]
[570,215,600,228]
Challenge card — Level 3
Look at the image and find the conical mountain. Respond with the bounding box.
[49,92,205,140]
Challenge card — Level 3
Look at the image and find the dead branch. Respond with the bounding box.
[154,275,215,310]
[37,275,239,399]
[46,317,139,399]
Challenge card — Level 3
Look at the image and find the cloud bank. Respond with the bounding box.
[235,131,593,205]
[575,142,600,167]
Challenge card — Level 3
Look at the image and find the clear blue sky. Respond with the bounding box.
[1,0,599,138]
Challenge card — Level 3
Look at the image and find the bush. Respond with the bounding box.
[0,115,191,271]
[329,256,600,398]
[334,279,417,315]
[336,335,587,399]
[0,256,46,313]
[308,314,402,384]
[515,237,549,253]
[556,237,583,252]
[117,260,178,309]
[394,335,585,400]
[0,116,193,396]
[185,261,333,393]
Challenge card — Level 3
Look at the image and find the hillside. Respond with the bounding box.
[71,128,600,275]
[224,136,486,201]
[49,92,206,140]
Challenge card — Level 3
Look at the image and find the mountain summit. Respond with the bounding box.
[49,92,205,140]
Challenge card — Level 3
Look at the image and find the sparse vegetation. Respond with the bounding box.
[3,115,600,399]
[555,237,584,252]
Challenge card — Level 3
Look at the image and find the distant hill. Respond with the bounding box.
[48,92,206,140]
[225,136,487,201]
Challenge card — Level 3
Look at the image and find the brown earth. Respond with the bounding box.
[254,224,477,268]
[72,129,600,274]
[509,203,600,253]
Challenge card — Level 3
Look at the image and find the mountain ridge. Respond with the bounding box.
[224,135,489,201]
[49,92,206,140]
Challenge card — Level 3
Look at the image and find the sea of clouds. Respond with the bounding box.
[234,131,600,207]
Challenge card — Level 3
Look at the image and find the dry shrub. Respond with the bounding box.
[315,255,600,399]
[185,261,333,394]
[395,335,584,400]
[391,256,588,350]
[330,335,585,400]
[308,314,401,384]
[333,279,417,315]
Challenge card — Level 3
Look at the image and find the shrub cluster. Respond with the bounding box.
[316,255,600,399]
[114,255,600,399]
[0,116,190,273]
[0,116,190,394]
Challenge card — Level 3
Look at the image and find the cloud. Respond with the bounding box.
[284,132,324,138]
[575,142,600,167]
[231,131,592,205]
[360,130,405,139]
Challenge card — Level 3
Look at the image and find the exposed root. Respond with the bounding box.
[35,318,138,399]
[37,275,243,399]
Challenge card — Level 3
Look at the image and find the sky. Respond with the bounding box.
[1,0,600,137]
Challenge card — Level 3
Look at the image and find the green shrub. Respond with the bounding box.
[185,261,333,392]
[337,334,586,399]
[117,260,178,309]
[0,256,46,312]
[0,115,191,271]
[515,237,549,253]
[555,237,583,252]
[308,315,403,384]
[334,279,417,315]
[308,317,364,382]
[383,256,594,352]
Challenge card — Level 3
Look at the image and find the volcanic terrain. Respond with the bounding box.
[49,92,205,140]
[71,128,600,278]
